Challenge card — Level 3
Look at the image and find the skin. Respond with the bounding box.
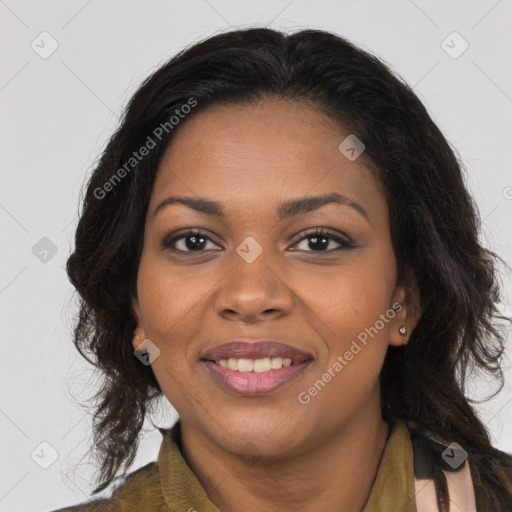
[132,97,421,512]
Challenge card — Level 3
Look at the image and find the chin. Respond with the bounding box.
[207,411,307,459]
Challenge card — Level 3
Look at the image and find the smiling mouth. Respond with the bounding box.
[201,357,313,397]
[200,340,313,395]
[202,356,296,372]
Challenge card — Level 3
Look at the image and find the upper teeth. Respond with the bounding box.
[217,357,293,372]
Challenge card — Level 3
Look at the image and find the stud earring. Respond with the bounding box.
[399,325,408,344]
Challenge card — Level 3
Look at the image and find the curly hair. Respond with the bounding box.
[66,27,512,507]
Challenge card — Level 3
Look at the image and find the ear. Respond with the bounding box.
[388,279,422,347]
[131,296,146,351]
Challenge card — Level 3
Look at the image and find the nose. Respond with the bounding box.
[214,250,294,323]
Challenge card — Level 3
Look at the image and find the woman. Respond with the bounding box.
[53,27,512,511]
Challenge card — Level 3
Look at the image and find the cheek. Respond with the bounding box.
[135,254,214,394]
[136,254,209,415]
[300,250,395,368]
[137,252,210,338]
[300,281,392,419]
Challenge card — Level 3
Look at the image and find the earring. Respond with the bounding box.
[399,325,408,344]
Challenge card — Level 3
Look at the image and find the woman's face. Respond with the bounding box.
[132,97,417,459]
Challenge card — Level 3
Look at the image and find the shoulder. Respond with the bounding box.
[410,426,512,510]
[49,460,167,512]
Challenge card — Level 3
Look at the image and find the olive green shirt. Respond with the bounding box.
[53,420,416,511]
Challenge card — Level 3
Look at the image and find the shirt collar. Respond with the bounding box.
[158,421,220,512]
[157,419,416,512]
[362,419,416,511]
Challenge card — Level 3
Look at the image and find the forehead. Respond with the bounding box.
[150,98,384,217]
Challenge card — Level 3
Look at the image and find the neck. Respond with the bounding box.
[180,406,390,512]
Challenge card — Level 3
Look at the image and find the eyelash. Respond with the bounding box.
[161,227,354,254]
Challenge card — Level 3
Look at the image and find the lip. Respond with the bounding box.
[201,340,314,397]
[201,340,313,363]
[204,360,312,396]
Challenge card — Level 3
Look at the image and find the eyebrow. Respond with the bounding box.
[152,192,369,223]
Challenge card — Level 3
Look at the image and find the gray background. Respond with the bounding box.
[1,0,511,510]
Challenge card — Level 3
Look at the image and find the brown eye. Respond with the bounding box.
[162,229,222,253]
[291,228,354,252]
